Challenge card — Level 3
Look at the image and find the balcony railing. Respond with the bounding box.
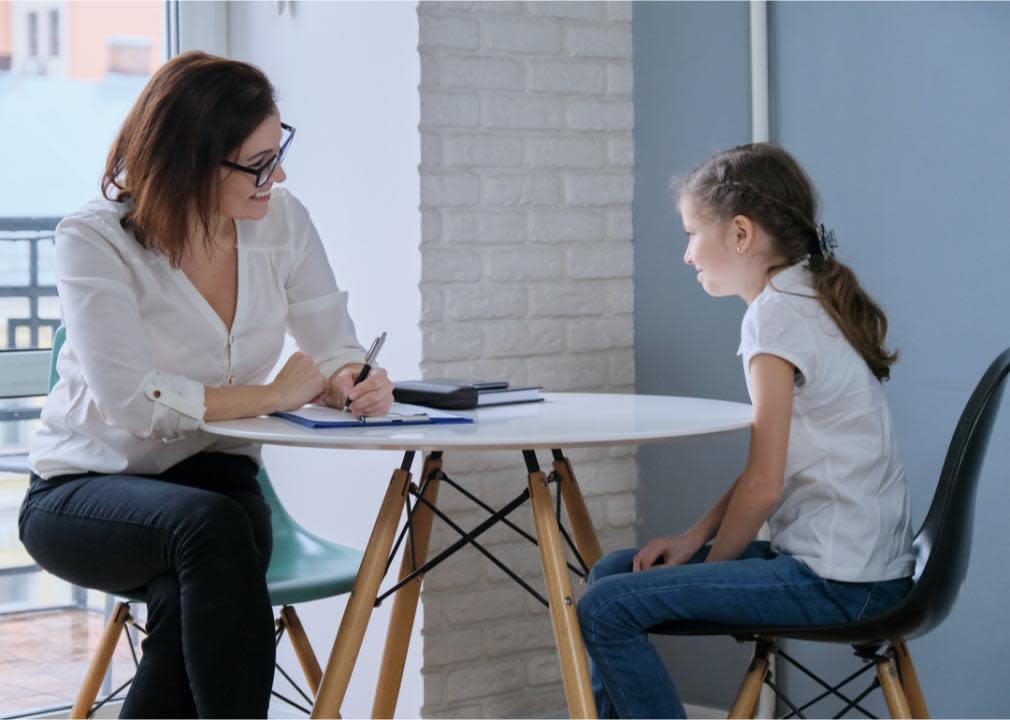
[0,216,61,351]
[0,216,82,618]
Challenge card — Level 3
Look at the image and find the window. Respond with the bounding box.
[26,10,37,58]
[0,2,168,713]
[47,8,58,57]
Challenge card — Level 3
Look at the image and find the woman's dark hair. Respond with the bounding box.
[102,51,277,267]
[677,142,898,381]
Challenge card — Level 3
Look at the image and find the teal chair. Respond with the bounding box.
[46,327,364,717]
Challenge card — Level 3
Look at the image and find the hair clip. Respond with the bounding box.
[817,224,838,259]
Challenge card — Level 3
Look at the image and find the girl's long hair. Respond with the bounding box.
[678,143,898,381]
[102,51,277,267]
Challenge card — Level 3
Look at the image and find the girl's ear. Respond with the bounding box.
[732,214,755,255]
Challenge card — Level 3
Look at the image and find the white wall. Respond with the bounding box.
[225,2,422,717]
[415,3,636,716]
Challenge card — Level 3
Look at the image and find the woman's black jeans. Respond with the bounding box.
[18,452,275,718]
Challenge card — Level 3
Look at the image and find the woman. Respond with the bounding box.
[18,51,393,717]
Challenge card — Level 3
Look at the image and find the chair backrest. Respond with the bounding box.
[49,325,65,392]
[47,326,296,537]
[901,347,1010,635]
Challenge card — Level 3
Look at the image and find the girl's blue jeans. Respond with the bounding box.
[577,541,912,719]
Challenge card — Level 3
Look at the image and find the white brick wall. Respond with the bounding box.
[418,2,636,717]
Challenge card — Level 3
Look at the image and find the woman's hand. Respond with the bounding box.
[320,364,394,417]
[633,532,705,572]
[268,352,327,412]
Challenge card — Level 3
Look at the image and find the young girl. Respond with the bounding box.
[577,143,915,719]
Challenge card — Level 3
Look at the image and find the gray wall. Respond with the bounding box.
[634,1,1010,715]
[632,1,757,711]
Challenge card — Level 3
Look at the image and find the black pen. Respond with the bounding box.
[344,331,387,413]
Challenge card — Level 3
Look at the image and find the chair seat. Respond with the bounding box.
[650,591,930,647]
[266,529,362,606]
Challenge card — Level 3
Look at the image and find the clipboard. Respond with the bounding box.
[274,402,473,429]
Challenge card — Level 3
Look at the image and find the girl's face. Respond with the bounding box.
[218,113,288,222]
[680,195,747,298]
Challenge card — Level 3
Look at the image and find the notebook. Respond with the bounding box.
[393,379,544,410]
[274,402,473,429]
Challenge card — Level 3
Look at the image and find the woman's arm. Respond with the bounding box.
[705,352,794,563]
[203,352,327,422]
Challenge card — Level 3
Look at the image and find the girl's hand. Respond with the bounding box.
[633,532,704,572]
[269,352,327,412]
[320,365,394,417]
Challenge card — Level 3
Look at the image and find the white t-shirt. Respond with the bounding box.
[29,188,365,479]
[737,262,914,582]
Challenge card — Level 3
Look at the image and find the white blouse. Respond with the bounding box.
[29,188,365,479]
[738,262,915,582]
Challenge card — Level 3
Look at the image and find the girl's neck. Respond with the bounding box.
[740,259,793,306]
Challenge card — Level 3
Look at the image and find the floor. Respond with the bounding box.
[0,608,140,717]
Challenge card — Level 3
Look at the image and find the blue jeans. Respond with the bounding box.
[577,542,912,719]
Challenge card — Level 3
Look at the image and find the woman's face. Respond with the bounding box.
[218,113,287,221]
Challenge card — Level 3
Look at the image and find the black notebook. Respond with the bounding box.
[393,379,544,410]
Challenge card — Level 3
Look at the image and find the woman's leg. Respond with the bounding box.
[19,455,275,718]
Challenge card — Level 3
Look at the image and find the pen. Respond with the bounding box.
[344,331,387,413]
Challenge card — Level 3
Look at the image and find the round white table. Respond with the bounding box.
[204,392,752,451]
[203,392,751,719]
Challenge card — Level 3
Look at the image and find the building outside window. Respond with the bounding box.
[0,1,165,713]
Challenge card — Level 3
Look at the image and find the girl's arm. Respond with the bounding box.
[633,476,741,571]
[705,352,794,563]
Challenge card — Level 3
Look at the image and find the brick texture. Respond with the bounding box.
[418,2,636,717]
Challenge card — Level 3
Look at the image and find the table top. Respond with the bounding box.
[202,393,751,452]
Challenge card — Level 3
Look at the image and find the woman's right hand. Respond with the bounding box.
[632,532,704,572]
[269,352,327,412]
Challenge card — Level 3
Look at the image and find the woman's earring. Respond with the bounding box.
[736,246,744,254]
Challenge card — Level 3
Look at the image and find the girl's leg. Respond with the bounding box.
[581,545,715,718]
[19,456,275,718]
[577,542,860,719]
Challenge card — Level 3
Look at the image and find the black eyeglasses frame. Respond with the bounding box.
[222,122,295,188]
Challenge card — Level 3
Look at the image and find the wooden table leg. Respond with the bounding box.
[525,450,597,719]
[311,453,414,719]
[371,452,443,719]
[552,450,603,571]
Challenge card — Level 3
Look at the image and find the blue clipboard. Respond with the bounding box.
[274,402,473,429]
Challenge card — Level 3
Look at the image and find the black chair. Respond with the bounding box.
[651,347,1010,719]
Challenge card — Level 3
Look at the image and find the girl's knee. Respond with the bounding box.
[587,548,637,585]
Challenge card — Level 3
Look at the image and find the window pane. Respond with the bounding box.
[0,1,165,353]
[0,5,165,709]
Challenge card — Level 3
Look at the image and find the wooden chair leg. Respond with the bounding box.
[70,601,131,719]
[893,641,929,718]
[877,653,913,719]
[728,639,772,720]
[280,605,322,696]
[553,452,603,571]
[372,453,443,719]
[310,463,412,719]
[528,465,597,720]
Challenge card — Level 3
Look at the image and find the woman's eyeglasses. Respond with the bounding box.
[222,123,295,188]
